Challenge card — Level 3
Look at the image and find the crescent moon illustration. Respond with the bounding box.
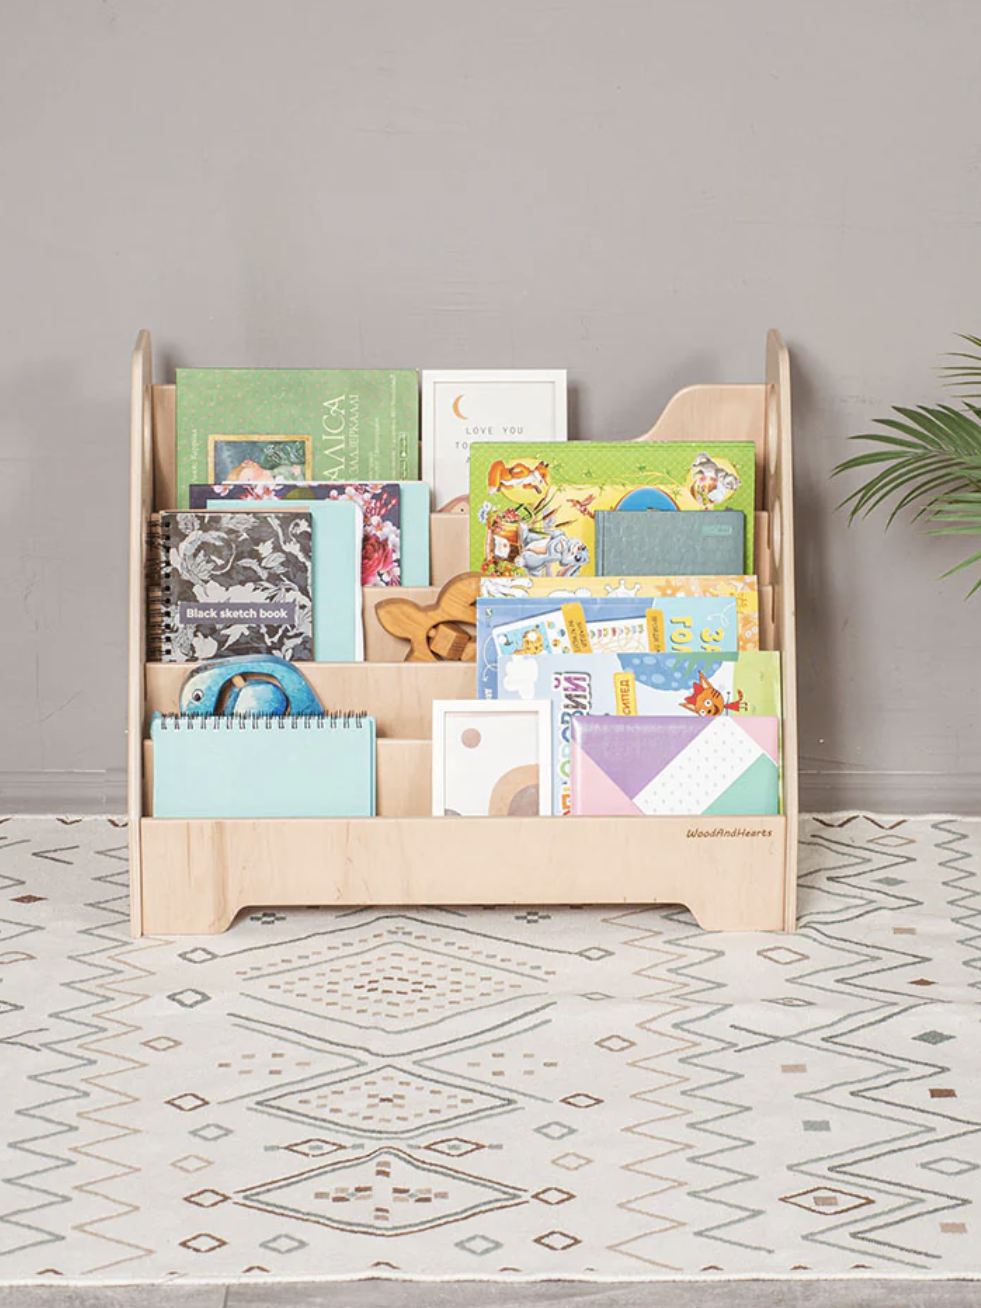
[452,394,467,421]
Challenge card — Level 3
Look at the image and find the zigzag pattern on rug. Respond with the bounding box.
[0,815,979,1281]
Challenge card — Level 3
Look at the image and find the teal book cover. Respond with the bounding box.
[177,369,420,508]
[151,713,376,818]
[469,440,755,579]
[595,508,746,575]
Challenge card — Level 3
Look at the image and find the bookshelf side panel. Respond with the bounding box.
[766,330,798,928]
[151,384,177,511]
[128,332,153,936]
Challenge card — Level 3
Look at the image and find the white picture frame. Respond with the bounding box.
[431,699,552,818]
[421,369,568,511]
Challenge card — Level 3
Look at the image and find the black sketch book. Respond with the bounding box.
[146,511,314,663]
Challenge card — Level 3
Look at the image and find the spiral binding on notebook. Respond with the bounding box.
[145,513,175,661]
[155,712,369,730]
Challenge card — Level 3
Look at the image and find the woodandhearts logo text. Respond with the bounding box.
[686,828,773,838]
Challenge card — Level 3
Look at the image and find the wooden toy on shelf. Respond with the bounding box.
[128,329,797,937]
[179,655,325,717]
[374,572,480,663]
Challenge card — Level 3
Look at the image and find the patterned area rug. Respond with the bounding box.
[1,814,980,1284]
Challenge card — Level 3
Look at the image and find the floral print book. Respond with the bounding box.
[146,511,314,663]
[189,481,401,586]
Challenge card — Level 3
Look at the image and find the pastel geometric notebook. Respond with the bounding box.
[570,715,780,816]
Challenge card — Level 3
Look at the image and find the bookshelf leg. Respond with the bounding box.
[683,866,788,933]
[139,822,239,935]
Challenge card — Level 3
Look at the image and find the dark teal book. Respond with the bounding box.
[594,509,745,576]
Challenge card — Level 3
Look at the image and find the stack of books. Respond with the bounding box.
[468,438,781,818]
[146,364,781,823]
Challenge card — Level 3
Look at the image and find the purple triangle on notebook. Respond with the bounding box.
[571,716,706,799]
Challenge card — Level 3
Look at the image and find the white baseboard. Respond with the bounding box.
[0,770,127,815]
[800,771,981,816]
[0,768,977,819]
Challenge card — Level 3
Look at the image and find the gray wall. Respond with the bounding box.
[2,0,980,814]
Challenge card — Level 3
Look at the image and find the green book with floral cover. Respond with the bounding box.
[176,369,419,509]
[469,440,755,580]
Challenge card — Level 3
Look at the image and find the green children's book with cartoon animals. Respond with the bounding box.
[469,440,756,580]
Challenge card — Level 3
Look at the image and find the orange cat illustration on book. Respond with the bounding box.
[487,458,551,508]
[682,670,744,717]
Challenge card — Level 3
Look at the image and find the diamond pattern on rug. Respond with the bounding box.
[2,816,981,1281]
[252,1064,513,1137]
[237,1146,525,1234]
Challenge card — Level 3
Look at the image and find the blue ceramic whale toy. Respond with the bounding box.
[179,655,325,718]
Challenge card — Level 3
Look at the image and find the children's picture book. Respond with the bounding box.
[496,650,781,815]
[595,507,745,576]
[571,715,780,816]
[421,370,567,510]
[476,595,739,698]
[192,481,402,586]
[176,369,419,508]
[479,573,760,652]
[469,441,756,580]
[146,511,313,663]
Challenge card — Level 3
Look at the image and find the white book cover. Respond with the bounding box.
[421,369,567,510]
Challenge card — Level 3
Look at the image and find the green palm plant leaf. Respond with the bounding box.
[833,339,981,596]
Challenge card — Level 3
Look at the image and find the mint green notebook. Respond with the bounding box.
[399,482,432,586]
[151,714,376,818]
[209,499,363,661]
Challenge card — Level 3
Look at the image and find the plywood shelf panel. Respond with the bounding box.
[140,814,788,935]
[144,661,475,738]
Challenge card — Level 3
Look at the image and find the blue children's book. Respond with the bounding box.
[151,713,376,818]
[476,595,738,698]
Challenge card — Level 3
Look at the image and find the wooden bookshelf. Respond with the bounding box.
[127,330,797,935]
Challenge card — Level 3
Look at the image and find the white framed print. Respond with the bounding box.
[421,369,567,510]
[432,699,552,817]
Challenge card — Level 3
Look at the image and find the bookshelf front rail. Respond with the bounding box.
[128,329,798,936]
[140,816,788,935]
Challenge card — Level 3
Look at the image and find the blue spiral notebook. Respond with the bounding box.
[151,713,376,818]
